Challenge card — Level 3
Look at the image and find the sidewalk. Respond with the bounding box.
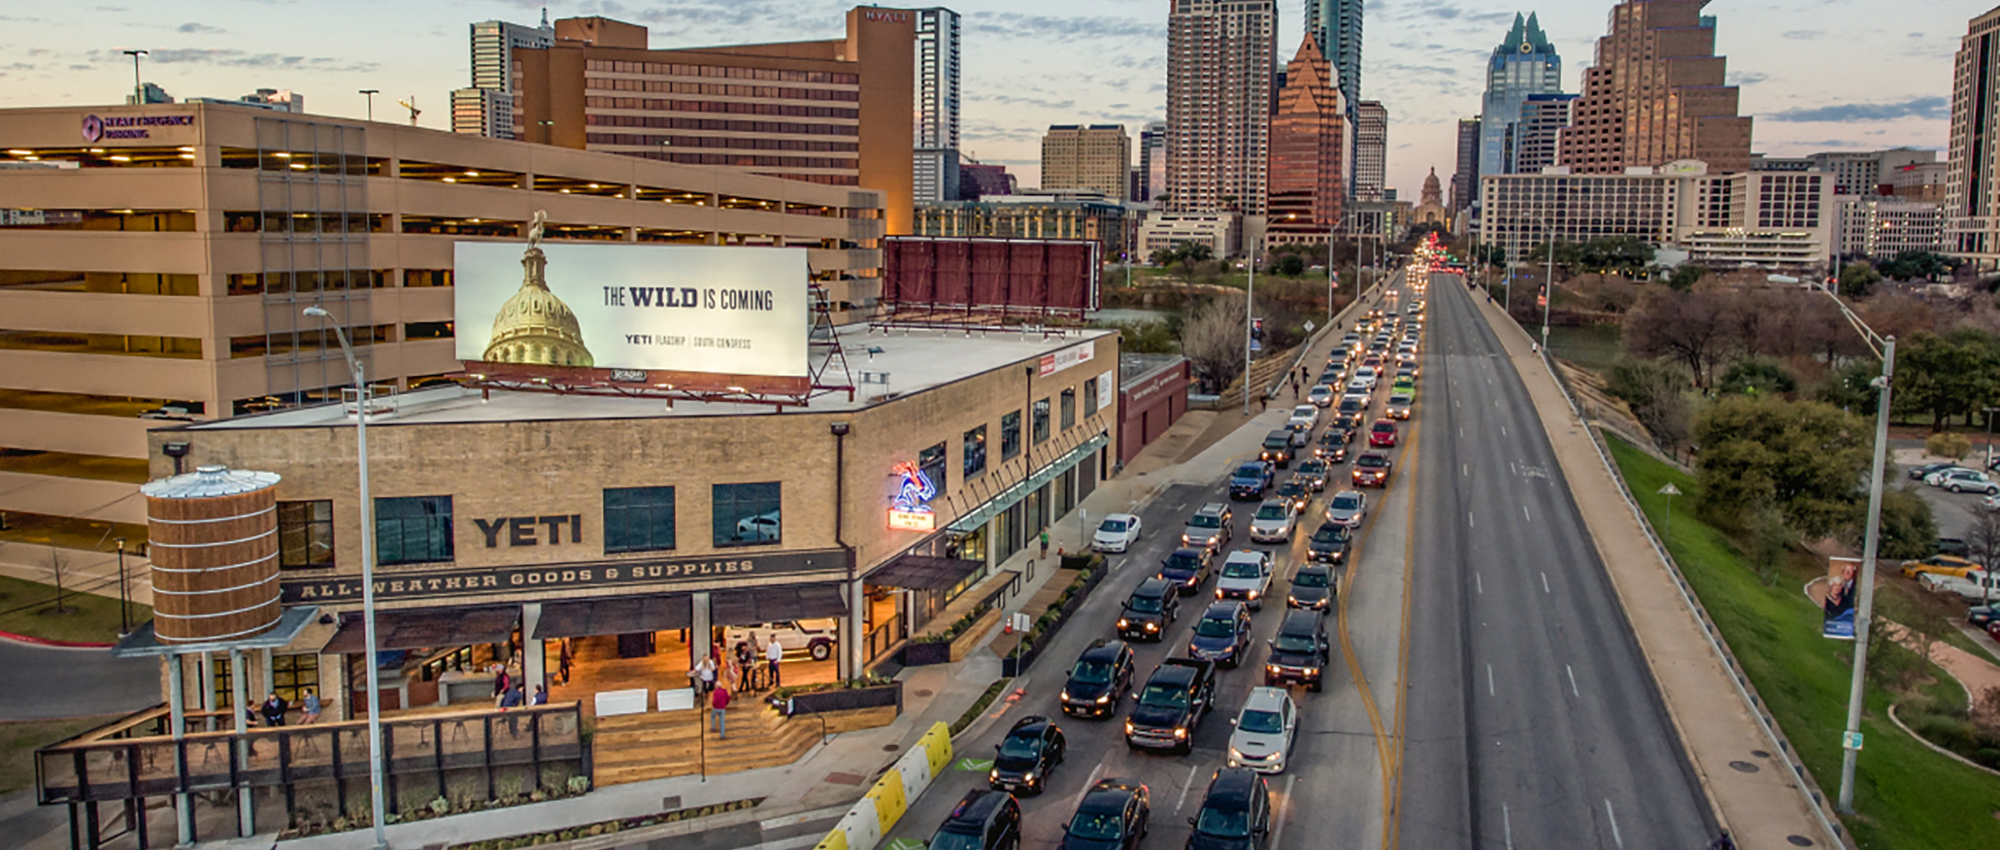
[1469,284,1846,849]
[0,542,154,605]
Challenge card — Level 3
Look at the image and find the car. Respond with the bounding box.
[1395,347,1417,364]
[1330,413,1363,432]
[1185,768,1272,850]
[1989,619,2000,642]
[1986,493,2000,512]
[1287,405,1319,430]
[1938,537,1972,557]
[1352,366,1379,388]
[1182,503,1234,551]
[1938,469,1999,494]
[723,619,839,661]
[1344,378,1373,399]
[1216,550,1275,609]
[1091,513,1143,553]
[1248,499,1299,543]
[1294,458,1331,490]
[1303,523,1352,567]
[1227,687,1301,774]
[930,789,1021,850]
[1274,478,1311,513]
[1390,376,1416,396]
[734,511,781,542]
[1230,461,1275,499]
[1314,429,1351,463]
[1062,640,1136,717]
[1386,392,1414,420]
[1263,610,1330,692]
[1125,658,1216,752]
[1119,577,1182,641]
[1969,605,1998,629]
[1910,461,1961,481]
[1289,561,1338,607]
[1899,554,1981,579]
[1352,452,1393,486]
[1282,421,1311,447]
[1924,466,1978,486]
[1058,779,1151,850]
[989,716,1066,794]
[1259,431,1295,469]
[1158,547,1216,594]
[1337,395,1369,417]
[1323,489,1366,528]
[1306,384,1335,408]
[1188,601,1253,666]
[1368,418,1399,448]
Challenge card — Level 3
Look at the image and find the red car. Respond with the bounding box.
[1369,419,1399,448]
[1352,452,1393,487]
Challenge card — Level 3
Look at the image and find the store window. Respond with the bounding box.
[374,495,454,565]
[277,500,334,569]
[1061,388,1076,431]
[272,654,319,703]
[604,486,676,553]
[1033,398,1051,444]
[963,424,987,478]
[1001,411,1022,460]
[920,441,948,499]
[713,482,781,547]
[1084,376,1099,417]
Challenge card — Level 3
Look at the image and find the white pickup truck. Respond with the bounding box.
[1919,568,2000,603]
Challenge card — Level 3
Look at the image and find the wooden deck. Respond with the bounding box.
[544,633,840,718]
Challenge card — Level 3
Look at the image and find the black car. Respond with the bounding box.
[1938,537,1971,558]
[1315,429,1351,462]
[1119,577,1182,641]
[1294,458,1331,490]
[1288,563,1336,610]
[1187,601,1253,668]
[1185,768,1272,850]
[932,789,1022,850]
[1274,479,1311,513]
[1971,606,1998,628]
[1159,548,1215,595]
[1304,523,1351,566]
[1910,461,1959,481]
[990,716,1067,795]
[1063,640,1137,717]
[1264,609,1330,691]
[1259,431,1294,468]
[1059,779,1151,850]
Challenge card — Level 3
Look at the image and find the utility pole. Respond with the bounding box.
[359,89,379,122]
[1542,221,1555,350]
[122,50,148,104]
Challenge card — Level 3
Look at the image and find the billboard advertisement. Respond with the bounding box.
[882,237,1099,313]
[455,239,809,378]
[1822,556,1861,640]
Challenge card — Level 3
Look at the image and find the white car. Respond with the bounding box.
[1228,686,1299,774]
[1287,405,1320,430]
[1248,499,1299,544]
[1091,513,1143,553]
[1933,469,1999,494]
[1352,367,1379,389]
[1307,384,1336,408]
[1923,466,1977,486]
[1324,489,1367,528]
[1345,378,1372,399]
[1217,549,1275,608]
[723,619,839,661]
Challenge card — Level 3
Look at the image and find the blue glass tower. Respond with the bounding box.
[1478,12,1563,178]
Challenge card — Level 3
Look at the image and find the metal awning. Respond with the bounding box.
[863,555,985,591]
[710,583,849,627]
[531,595,691,640]
[947,433,1108,534]
[110,606,320,658]
[323,606,520,654]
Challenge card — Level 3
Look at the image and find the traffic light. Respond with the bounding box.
[1252,318,1265,341]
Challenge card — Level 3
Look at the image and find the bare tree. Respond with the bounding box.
[1623,288,1734,388]
[1968,507,2000,607]
[45,546,73,614]
[1181,296,1247,394]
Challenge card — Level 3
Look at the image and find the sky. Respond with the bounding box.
[0,0,1976,198]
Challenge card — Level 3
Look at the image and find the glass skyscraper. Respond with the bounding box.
[1477,12,1562,178]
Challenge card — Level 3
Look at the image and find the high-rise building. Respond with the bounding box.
[1512,93,1576,175]
[959,159,1014,198]
[913,8,962,204]
[1483,161,1832,265]
[1478,12,1563,178]
[1559,0,1752,175]
[1267,36,1348,243]
[1809,148,1935,195]
[1305,0,1363,107]
[1838,196,1945,258]
[914,192,1130,257]
[1451,117,1480,213]
[1042,125,1132,202]
[1888,160,1947,202]
[1352,101,1387,202]
[126,82,173,105]
[507,8,918,235]
[1166,0,1276,216]
[451,15,555,140]
[1949,7,2000,260]
[1138,121,1167,203]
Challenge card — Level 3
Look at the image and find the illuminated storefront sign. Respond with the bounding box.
[82,113,196,143]
[887,460,938,530]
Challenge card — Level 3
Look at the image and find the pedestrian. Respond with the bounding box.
[531,685,549,706]
[1706,830,1735,850]
[259,692,287,727]
[723,650,742,697]
[1258,392,1267,412]
[498,682,525,709]
[492,663,510,698]
[767,636,785,689]
[299,688,321,724]
[697,655,717,696]
[710,685,731,738]
[746,635,765,689]
[687,660,704,695]
[734,640,753,688]
[558,639,574,685]
[1039,528,1050,559]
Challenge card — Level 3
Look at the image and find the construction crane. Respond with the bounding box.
[395,96,420,126]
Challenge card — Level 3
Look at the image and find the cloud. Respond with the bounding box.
[1782,30,1821,40]
[967,11,1162,43]
[1727,71,1769,86]
[176,23,225,34]
[965,92,1077,111]
[96,48,377,73]
[1763,96,1948,123]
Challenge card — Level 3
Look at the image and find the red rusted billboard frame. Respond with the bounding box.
[882,236,1099,324]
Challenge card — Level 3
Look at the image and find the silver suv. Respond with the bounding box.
[1182,502,1234,551]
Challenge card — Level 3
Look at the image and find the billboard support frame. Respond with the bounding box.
[875,236,1100,332]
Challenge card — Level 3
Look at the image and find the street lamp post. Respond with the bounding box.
[114,537,129,635]
[1244,237,1257,414]
[121,50,148,104]
[1542,222,1555,351]
[1985,407,1999,469]
[359,89,379,122]
[302,305,390,850]
[1327,225,1336,326]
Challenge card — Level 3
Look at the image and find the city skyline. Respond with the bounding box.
[0,0,1969,199]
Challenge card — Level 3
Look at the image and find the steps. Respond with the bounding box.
[1217,342,1309,404]
[592,703,821,787]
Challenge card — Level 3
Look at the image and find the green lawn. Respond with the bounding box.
[1606,434,2000,849]
[0,573,149,644]
[0,715,124,796]
[1544,324,1625,373]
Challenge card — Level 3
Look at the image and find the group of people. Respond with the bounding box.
[247,688,321,728]
[686,637,786,739]
[491,663,551,709]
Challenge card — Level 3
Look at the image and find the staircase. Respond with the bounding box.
[1217,343,1307,404]
[592,703,822,787]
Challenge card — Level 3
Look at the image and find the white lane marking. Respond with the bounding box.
[1476,572,1483,594]
[1269,774,1297,850]
[1502,802,1514,849]
[1459,427,1464,438]
[1463,463,1468,477]
[1522,504,1531,521]
[1469,511,1475,528]
[1175,763,1199,812]
[1071,762,1107,813]
[1605,798,1624,848]
[1540,572,1550,594]
[1501,425,1508,436]
[1567,665,1581,698]
[1487,664,1495,696]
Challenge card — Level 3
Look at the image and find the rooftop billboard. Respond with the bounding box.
[455,239,809,379]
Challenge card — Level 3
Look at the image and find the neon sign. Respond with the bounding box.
[887,460,938,531]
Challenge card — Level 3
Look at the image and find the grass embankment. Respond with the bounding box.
[0,573,149,644]
[1605,434,2000,849]
[0,715,124,796]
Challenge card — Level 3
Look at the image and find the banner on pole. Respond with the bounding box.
[1823,557,1861,640]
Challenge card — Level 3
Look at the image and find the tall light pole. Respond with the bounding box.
[1244,233,1257,414]
[302,305,389,850]
[359,89,379,122]
[1541,220,1554,351]
[1985,406,1999,469]
[122,49,148,104]
[1327,224,1336,325]
[114,537,129,635]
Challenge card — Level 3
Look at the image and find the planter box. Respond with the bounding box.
[948,608,1001,662]
[902,639,953,667]
[1003,568,1103,677]
[817,704,899,734]
[785,680,903,715]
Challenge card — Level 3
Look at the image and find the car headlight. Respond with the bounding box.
[1181,534,1191,544]
[1216,588,1225,598]
[1287,595,1299,605]
[1117,618,1129,629]
[1267,664,1282,674]
[1097,693,1111,704]
[1304,667,1319,676]
[1125,720,1136,734]
[1060,690,1071,701]
[1023,771,1036,783]
[1229,747,1245,761]
[1247,590,1260,599]
[990,769,1000,781]
[1144,621,1159,631]
[1174,727,1188,739]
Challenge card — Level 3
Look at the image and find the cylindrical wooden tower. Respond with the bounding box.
[141,464,283,644]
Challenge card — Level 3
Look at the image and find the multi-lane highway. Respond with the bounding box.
[875,272,1717,850]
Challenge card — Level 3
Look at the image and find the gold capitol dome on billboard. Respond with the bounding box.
[483,211,595,367]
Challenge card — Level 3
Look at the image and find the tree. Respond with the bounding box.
[1878,250,1952,281]
[1839,260,1883,298]
[1151,242,1215,292]
[1269,254,1306,277]
[1967,507,2000,606]
[1875,486,1939,562]
[1692,396,1870,537]
[1816,359,1881,416]
[1667,264,1706,292]
[44,547,73,615]
[1181,296,1247,393]
[1747,507,1793,586]
[1858,290,1943,341]
[1717,356,1798,398]
[1624,288,1733,387]
[1896,328,2000,431]
[1605,358,1694,451]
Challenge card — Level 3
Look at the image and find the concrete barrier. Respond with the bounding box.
[813,721,952,850]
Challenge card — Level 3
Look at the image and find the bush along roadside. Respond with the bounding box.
[949,680,1009,738]
[1002,555,1107,677]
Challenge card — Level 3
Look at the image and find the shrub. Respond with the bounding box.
[913,603,991,644]
[1926,432,1972,461]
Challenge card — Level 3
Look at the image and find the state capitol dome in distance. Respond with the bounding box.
[483,213,594,368]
